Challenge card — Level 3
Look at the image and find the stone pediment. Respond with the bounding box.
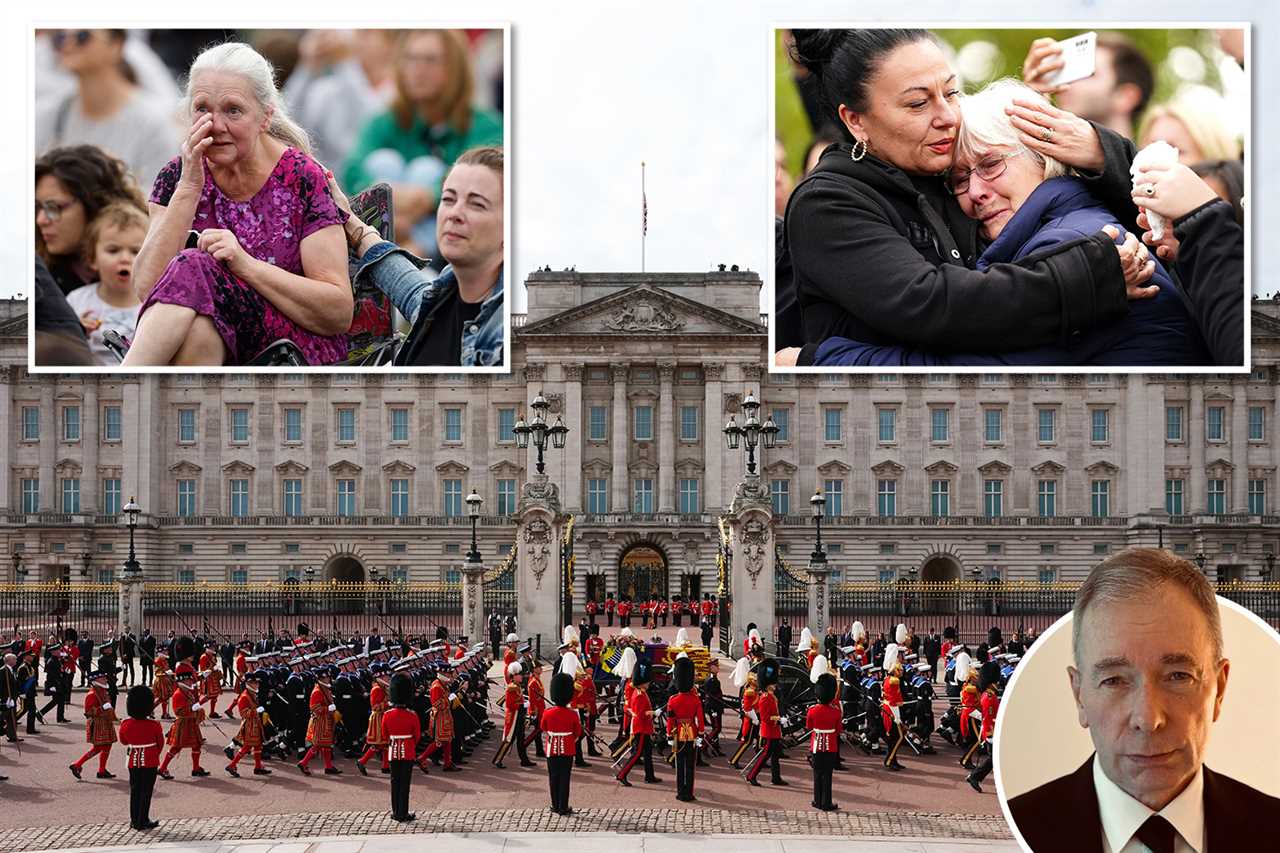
[1252,308,1280,339]
[275,460,309,475]
[55,457,82,474]
[978,460,1012,477]
[382,460,417,475]
[1031,460,1065,476]
[489,460,523,476]
[820,459,854,476]
[517,283,765,337]
[924,460,958,476]
[170,461,202,476]
[1205,458,1234,477]
[435,461,470,476]
[868,459,902,477]
[1085,460,1119,476]
[329,460,363,475]
[764,460,798,477]
[221,461,255,475]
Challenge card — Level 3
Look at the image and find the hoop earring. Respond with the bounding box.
[850,138,868,162]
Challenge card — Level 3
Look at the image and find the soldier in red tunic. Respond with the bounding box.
[616,658,660,786]
[383,673,421,823]
[584,623,604,669]
[198,648,223,718]
[119,686,164,830]
[566,653,601,763]
[229,643,249,716]
[880,644,907,771]
[966,661,1002,792]
[729,655,759,768]
[298,665,340,775]
[150,651,175,720]
[745,658,786,786]
[521,659,546,759]
[955,652,980,767]
[494,660,535,769]
[607,646,637,752]
[357,663,392,775]
[616,598,631,629]
[665,655,704,801]
[605,593,616,627]
[700,594,714,626]
[542,671,582,815]
[807,671,842,811]
[158,664,208,779]
[502,633,520,684]
[585,597,598,626]
[742,624,763,658]
[417,667,460,772]
[69,670,118,779]
[225,671,271,777]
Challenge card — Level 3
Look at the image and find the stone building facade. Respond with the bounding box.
[3,274,1279,596]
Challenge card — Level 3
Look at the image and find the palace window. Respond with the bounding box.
[442,479,463,517]
[983,479,1004,517]
[586,479,608,514]
[284,407,303,443]
[390,479,410,517]
[1090,480,1110,517]
[770,479,790,515]
[337,479,357,516]
[103,406,122,441]
[876,479,896,517]
[930,479,950,517]
[1037,480,1057,517]
[497,478,517,515]
[1165,406,1183,442]
[1165,479,1184,515]
[824,479,844,516]
[283,479,303,517]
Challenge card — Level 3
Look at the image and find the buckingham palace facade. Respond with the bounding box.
[3,271,1279,596]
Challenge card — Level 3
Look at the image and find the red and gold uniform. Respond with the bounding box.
[70,681,117,776]
[384,706,421,761]
[298,680,337,772]
[541,704,582,756]
[501,680,522,742]
[963,685,1000,767]
[199,651,223,717]
[738,680,758,739]
[806,701,842,755]
[151,653,175,718]
[571,669,599,760]
[585,599,598,624]
[958,677,981,742]
[615,685,655,783]
[880,668,906,769]
[233,650,248,691]
[503,647,519,683]
[159,678,207,776]
[522,673,546,756]
[358,680,391,771]
[745,689,782,784]
[226,686,268,773]
[418,676,455,769]
[585,634,604,667]
[119,717,164,768]
[666,688,705,799]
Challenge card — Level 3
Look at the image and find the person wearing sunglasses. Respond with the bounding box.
[778,30,1157,365]
[35,30,178,194]
[782,79,1211,368]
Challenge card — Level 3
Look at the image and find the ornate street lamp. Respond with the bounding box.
[1264,552,1275,580]
[80,552,91,580]
[513,391,568,475]
[722,390,778,476]
[1194,551,1207,572]
[122,497,142,578]
[466,489,484,565]
[809,488,827,564]
[11,552,23,583]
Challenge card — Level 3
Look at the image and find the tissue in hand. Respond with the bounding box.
[1131,140,1179,240]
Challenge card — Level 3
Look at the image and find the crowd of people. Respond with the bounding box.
[774,28,1247,369]
[33,29,506,368]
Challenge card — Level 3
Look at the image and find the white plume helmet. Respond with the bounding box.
[619,627,634,639]
[954,652,972,682]
[615,646,637,679]
[748,627,761,643]
[506,660,523,677]
[895,623,908,645]
[675,628,690,647]
[851,621,865,642]
[563,625,580,646]
[882,643,900,673]
[797,627,813,650]
[561,651,580,679]
[505,633,518,643]
[732,655,751,687]
[809,654,830,683]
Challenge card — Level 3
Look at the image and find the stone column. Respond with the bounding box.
[1189,382,1205,512]
[516,474,565,658]
[117,574,144,636]
[726,475,774,654]
[807,558,831,638]
[0,367,11,511]
[704,363,724,511]
[611,365,629,511]
[39,383,55,510]
[1230,377,1248,512]
[658,362,676,512]
[461,560,485,649]
[564,365,585,511]
[82,379,99,514]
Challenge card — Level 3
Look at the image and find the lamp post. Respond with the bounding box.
[1195,551,1207,572]
[305,566,316,617]
[722,390,778,477]
[513,391,568,476]
[1264,553,1275,580]
[80,552,91,581]
[809,488,826,564]
[122,497,142,578]
[466,490,484,565]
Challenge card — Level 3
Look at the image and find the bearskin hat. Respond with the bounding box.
[814,671,837,704]
[64,627,79,644]
[550,671,574,707]
[173,635,195,663]
[673,655,695,693]
[126,685,154,719]
[389,672,414,706]
[632,658,652,686]
[757,657,780,689]
[942,626,957,641]
[987,626,1004,648]
[978,661,1002,693]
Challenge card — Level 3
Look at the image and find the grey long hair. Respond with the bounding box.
[183,42,311,155]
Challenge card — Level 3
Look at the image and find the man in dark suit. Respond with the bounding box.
[1007,549,1280,852]
[138,629,157,686]
[76,633,94,686]
[923,630,942,683]
[776,618,792,659]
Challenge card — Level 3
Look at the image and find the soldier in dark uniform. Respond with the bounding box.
[16,650,41,733]
[776,618,792,659]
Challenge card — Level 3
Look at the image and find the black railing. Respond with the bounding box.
[0,583,118,641]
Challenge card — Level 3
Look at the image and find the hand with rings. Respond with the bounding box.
[1005,97,1103,173]
[1101,225,1158,301]
[1130,162,1219,221]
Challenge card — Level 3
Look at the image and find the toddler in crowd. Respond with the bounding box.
[65,202,148,363]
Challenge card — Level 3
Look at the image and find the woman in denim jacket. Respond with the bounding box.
[333,145,504,367]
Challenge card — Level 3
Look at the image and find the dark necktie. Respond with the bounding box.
[1134,814,1177,853]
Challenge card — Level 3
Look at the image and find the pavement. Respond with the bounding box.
[30,832,1022,853]
[0,623,1010,851]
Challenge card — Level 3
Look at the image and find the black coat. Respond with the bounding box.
[1008,756,1280,853]
[139,634,157,662]
[783,127,1139,355]
[1171,199,1244,366]
[777,624,792,649]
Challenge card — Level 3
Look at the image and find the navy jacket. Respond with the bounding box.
[810,178,1209,367]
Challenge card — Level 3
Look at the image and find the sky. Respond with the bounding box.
[4,0,1276,309]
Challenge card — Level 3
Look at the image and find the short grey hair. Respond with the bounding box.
[184,43,312,155]
[1072,548,1224,664]
[956,78,1068,182]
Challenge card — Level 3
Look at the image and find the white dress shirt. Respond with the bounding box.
[1094,754,1206,853]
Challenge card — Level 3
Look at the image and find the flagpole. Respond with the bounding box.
[641,161,646,273]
